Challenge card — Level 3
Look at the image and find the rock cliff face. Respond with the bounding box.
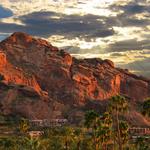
[0,32,150,125]
[0,51,41,93]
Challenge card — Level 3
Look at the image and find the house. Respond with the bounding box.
[129,127,150,135]
[29,119,68,127]
[28,131,44,138]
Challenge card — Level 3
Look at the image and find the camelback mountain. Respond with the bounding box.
[0,32,150,126]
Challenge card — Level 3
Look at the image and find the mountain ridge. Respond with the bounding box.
[0,32,149,126]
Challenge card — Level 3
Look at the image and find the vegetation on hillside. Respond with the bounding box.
[0,95,150,150]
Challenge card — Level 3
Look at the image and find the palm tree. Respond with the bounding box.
[119,121,129,148]
[98,126,112,150]
[102,112,112,128]
[109,95,128,150]
[99,112,112,150]
[84,110,100,150]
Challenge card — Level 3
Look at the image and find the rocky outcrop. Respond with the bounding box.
[0,32,150,125]
[0,51,41,93]
[0,81,65,119]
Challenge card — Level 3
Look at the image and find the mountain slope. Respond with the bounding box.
[0,32,149,126]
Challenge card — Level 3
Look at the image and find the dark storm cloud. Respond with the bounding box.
[0,5,13,18]
[0,11,115,39]
[108,39,150,52]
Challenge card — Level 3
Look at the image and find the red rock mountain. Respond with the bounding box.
[0,32,149,126]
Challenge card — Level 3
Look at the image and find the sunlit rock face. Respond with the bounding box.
[0,50,41,93]
[0,32,150,125]
[0,32,149,104]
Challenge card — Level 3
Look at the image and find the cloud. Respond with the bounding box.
[110,52,126,57]
[0,0,120,16]
[113,3,149,15]
[125,58,150,71]
[0,22,23,33]
[0,0,150,77]
[109,0,150,27]
[107,39,150,52]
[0,11,116,39]
[0,5,13,18]
[116,14,150,27]
[118,57,150,77]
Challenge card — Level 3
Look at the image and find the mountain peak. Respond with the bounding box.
[5,32,33,43]
[0,32,149,126]
[11,32,32,38]
[1,32,52,48]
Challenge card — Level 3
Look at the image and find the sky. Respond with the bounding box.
[0,0,150,77]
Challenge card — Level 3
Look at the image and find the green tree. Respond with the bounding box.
[142,98,150,117]
[109,95,128,150]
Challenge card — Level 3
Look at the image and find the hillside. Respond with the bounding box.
[0,32,149,126]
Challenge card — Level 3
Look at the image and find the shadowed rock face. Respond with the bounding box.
[0,32,150,125]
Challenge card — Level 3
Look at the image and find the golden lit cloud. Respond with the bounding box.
[0,17,25,25]
[1,0,129,17]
